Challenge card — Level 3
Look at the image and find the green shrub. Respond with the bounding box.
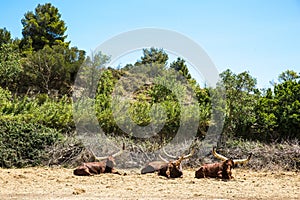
[0,119,62,168]
[0,87,74,134]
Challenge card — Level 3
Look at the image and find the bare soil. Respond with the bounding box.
[0,167,299,199]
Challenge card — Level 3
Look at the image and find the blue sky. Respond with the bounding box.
[1,0,300,88]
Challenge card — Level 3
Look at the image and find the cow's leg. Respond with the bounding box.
[195,167,205,178]
[111,168,121,175]
[88,167,98,175]
[74,166,93,176]
[166,166,171,178]
[217,170,223,178]
[86,169,93,176]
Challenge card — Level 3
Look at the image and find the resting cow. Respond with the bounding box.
[73,144,124,176]
[195,147,252,179]
[141,148,194,178]
[195,158,234,179]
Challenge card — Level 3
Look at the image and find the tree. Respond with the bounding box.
[273,75,300,140]
[254,88,278,141]
[20,3,69,52]
[278,70,299,82]
[219,69,259,138]
[170,57,192,80]
[22,45,85,95]
[0,28,12,45]
[79,51,110,97]
[135,47,168,66]
[0,43,22,91]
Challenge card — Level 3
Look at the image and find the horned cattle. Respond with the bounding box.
[141,148,194,178]
[73,144,124,176]
[195,158,234,179]
[195,147,252,179]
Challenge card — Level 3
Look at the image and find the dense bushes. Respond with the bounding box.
[0,88,74,133]
[0,87,71,168]
[91,64,208,142]
[0,119,62,168]
[219,69,300,142]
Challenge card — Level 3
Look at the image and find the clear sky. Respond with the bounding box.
[1,0,300,88]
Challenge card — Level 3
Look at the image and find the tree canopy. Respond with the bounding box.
[20,3,69,52]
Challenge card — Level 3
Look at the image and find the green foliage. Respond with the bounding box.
[0,4,85,96]
[273,75,300,139]
[0,28,12,45]
[219,69,259,139]
[170,57,192,80]
[21,44,85,95]
[92,50,209,141]
[253,88,278,140]
[219,69,299,142]
[79,51,110,97]
[135,47,169,66]
[0,87,74,133]
[278,70,299,82]
[0,118,62,168]
[252,70,300,141]
[0,87,73,167]
[20,3,68,52]
[0,43,22,91]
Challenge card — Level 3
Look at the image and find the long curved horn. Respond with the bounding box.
[212,147,228,161]
[182,148,195,159]
[91,150,108,161]
[233,153,252,165]
[213,147,253,165]
[111,143,125,158]
[158,154,169,163]
[162,147,177,159]
[94,143,125,161]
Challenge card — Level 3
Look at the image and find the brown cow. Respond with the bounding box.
[141,148,194,178]
[73,144,124,176]
[195,147,252,179]
[195,158,234,179]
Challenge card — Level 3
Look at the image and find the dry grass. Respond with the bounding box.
[223,139,300,171]
[47,137,300,172]
[0,167,299,199]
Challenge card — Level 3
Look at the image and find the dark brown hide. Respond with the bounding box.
[141,148,194,178]
[141,160,183,178]
[141,161,168,174]
[195,159,234,179]
[73,156,120,176]
[163,161,183,178]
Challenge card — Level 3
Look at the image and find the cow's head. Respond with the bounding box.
[221,158,234,179]
[166,159,183,178]
[223,158,234,171]
[105,156,116,168]
[160,148,195,178]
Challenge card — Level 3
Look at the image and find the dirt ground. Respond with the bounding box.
[0,167,299,200]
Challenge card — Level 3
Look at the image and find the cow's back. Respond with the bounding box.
[141,161,167,174]
[195,162,222,178]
